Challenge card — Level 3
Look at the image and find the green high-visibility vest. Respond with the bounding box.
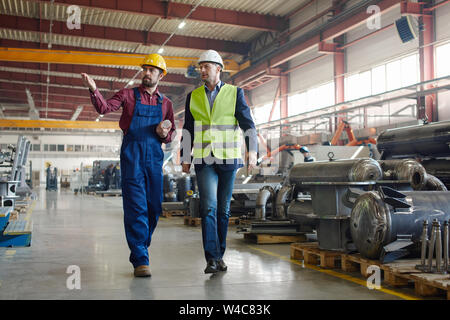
[190,84,241,160]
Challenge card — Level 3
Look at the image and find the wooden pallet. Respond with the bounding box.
[341,253,383,277]
[184,216,202,226]
[290,242,342,268]
[380,260,450,299]
[162,210,187,218]
[98,192,122,197]
[183,216,239,227]
[244,233,307,244]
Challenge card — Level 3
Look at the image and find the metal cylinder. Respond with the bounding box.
[289,158,383,185]
[436,221,443,272]
[350,191,450,260]
[378,159,427,190]
[428,220,438,271]
[177,175,192,202]
[444,220,449,272]
[377,120,450,159]
[420,220,429,267]
[286,200,315,232]
[163,174,174,193]
[274,185,292,220]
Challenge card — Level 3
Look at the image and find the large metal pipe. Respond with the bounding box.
[350,189,450,260]
[289,158,383,185]
[378,159,427,190]
[254,186,275,220]
[377,120,450,159]
[274,185,292,220]
[421,159,450,189]
[421,174,447,191]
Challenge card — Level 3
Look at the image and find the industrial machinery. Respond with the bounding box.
[347,120,450,261]
[86,160,118,192]
[377,119,450,189]
[0,136,33,206]
[162,174,197,214]
[0,136,33,247]
[46,166,58,191]
[350,187,450,263]
[331,120,377,147]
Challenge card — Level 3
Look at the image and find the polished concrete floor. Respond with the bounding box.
[0,188,421,300]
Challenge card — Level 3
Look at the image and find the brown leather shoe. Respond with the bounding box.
[134,265,151,277]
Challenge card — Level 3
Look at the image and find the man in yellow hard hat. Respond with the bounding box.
[81,53,175,277]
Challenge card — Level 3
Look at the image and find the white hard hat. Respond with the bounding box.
[198,50,224,69]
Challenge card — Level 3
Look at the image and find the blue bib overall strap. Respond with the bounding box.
[120,87,164,268]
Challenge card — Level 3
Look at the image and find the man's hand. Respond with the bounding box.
[247,151,257,172]
[81,73,97,92]
[182,163,191,174]
[156,120,171,139]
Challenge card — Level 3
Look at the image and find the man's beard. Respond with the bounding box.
[142,77,157,88]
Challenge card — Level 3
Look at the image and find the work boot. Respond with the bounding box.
[217,259,227,272]
[204,259,219,274]
[134,265,151,277]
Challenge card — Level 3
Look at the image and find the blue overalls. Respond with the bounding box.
[121,88,164,268]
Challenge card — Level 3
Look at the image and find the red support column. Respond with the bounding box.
[419,14,437,122]
[333,37,345,138]
[280,75,289,119]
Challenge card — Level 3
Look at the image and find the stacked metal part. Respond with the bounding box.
[416,220,450,274]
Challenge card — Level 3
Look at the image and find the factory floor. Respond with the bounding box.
[0,188,427,300]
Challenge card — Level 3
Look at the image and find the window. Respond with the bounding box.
[288,92,307,117]
[253,103,277,125]
[371,65,386,95]
[400,54,419,87]
[49,144,57,152]
[75,145,82,152]
[346,53,419,99]
[386,60,401,90]
[436,42,450,78]
[44,144,49,152]
[67,145,74,152]
[57,145,64,152]
[306,82,334,111]
[32,144,41,152]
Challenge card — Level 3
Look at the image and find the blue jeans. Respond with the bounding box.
[195,165,237,262]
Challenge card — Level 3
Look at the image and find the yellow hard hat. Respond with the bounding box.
[141,53,167,75]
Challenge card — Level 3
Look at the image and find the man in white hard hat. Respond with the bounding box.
[181,50,258,273]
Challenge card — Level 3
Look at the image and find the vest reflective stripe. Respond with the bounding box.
[190,84,241,160]
[194,124,239,131]
[194,142,240,149]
